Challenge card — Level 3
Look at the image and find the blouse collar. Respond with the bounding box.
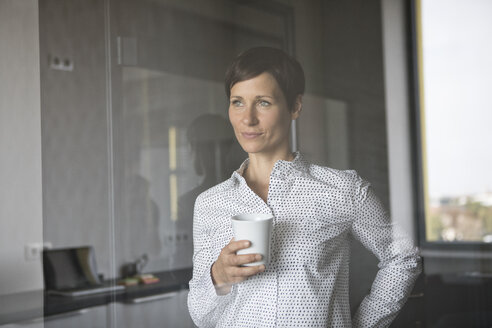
[233,151,308,182]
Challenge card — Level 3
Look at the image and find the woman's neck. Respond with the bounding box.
[244,150,294,185]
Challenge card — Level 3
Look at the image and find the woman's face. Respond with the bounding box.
[228,72,300,156]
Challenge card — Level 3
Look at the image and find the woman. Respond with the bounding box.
[187,47,421,327]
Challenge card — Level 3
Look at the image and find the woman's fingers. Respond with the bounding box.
[229,253,262,266]
[212,238,265,287]
[230,264,265,278]
[226,239,251,254]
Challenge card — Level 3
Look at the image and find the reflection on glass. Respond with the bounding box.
[117,68,246,272]
[299,94,349,170]
[421,0,492,242]
[169,126,178,221]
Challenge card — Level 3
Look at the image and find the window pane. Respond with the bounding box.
[421,0,492,242]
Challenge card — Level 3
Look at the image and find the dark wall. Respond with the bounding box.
[321,0,388,313]
[322,0,388,204]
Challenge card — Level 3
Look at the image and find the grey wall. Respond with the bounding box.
[0,0,44,294]
[39,0,113,277]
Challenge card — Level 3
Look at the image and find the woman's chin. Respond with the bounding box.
[238,144,265,154]
[238,141,287,156]
[240,147,261,154]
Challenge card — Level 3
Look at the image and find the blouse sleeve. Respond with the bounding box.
[350,177,422,328]
[187,195,235,328]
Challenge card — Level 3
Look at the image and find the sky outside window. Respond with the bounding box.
[421,0,492,241]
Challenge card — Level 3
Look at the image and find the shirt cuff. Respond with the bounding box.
[205,264,235,300]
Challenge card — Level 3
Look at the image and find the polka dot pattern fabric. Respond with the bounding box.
[187,152,421,328]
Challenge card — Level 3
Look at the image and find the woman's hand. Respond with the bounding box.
[211,238,265,294]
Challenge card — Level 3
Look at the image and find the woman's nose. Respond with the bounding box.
[241,106,259,125]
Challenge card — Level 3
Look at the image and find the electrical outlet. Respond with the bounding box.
[25,243,42,261]
[49,54,74,71]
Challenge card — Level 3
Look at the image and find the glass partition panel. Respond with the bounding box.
[23,0,416,327]
[109,0,291,326]
[39,0,111,327]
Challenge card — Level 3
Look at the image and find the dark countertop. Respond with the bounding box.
[0,268,192,325]
[0,290,44,325]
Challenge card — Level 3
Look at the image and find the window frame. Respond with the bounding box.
[410,0,492,253]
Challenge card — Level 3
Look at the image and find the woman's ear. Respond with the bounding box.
[291,94,303,120]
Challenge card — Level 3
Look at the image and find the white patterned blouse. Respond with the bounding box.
[187,152,421,327]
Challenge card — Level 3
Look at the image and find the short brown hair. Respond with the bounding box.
[225,47,305,111]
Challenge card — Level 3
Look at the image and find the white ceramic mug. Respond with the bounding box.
[231,213,273,267]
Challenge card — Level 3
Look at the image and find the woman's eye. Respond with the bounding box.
[258,100,271,107]
[231,100,244,107]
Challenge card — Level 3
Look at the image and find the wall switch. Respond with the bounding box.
[25,243,42,261]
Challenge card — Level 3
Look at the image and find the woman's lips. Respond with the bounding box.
[241,132,263,139]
